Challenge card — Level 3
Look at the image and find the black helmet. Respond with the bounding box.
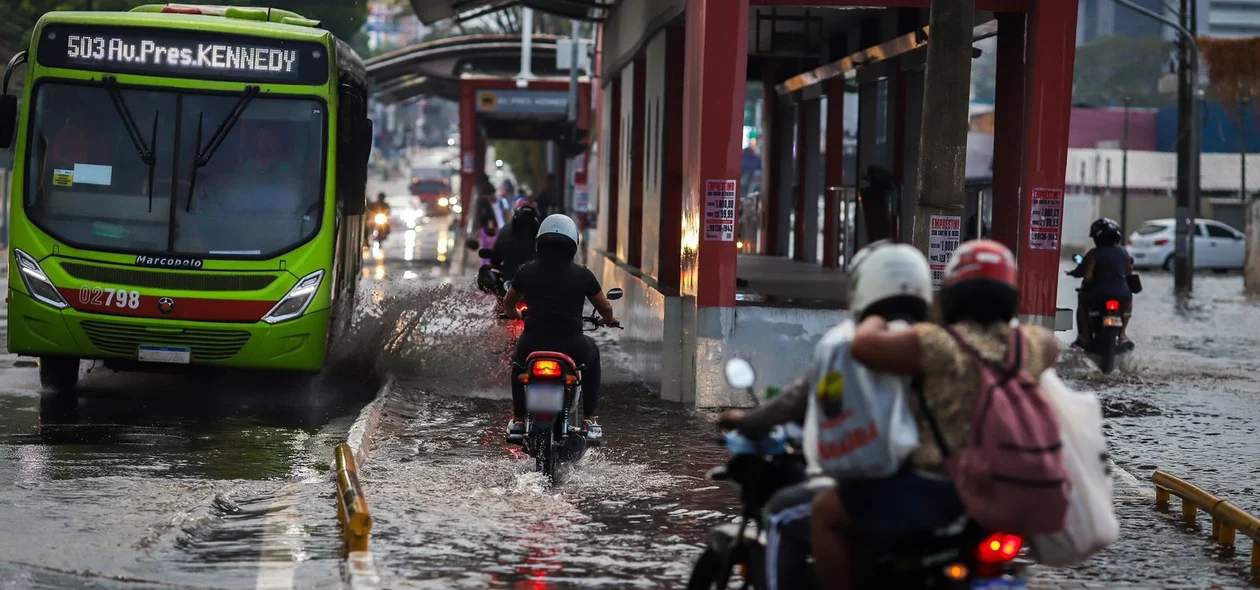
[511,206,540,234]
[1089,217,1122,246]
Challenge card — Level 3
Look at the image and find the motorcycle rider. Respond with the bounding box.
[502,214,619,443]
[810,240,1060,590]
[364,192,391,245]
[490,204,541,281]
[717,240,934,590]
[1067,217,1134,350]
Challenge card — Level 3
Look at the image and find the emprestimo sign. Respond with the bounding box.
[37,24,329,85]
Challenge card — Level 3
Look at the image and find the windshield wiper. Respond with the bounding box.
[103,77,159,212]
[186,85,260,212]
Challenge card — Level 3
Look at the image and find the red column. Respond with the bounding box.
[1017,0,1079,324]
[628,57,647,268]
[459,80,476,224]
[681,0,749,306]
[760,60,781,255]
[660,26,686,291]
[991,12,1026,255]
[793,103,808,261]
[823,79,845,268]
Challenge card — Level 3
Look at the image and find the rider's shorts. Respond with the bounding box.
[836,468,964,545]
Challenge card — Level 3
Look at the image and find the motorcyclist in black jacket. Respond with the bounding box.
[1067,217,1135,350]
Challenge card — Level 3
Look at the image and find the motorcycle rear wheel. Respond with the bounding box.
[536,428,558,484]
[1097,329,1118,374]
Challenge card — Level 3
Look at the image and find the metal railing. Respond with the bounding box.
[1153,470,1260,580]
[334,443,373,553]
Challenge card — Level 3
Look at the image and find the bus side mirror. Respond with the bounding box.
[0,94,16,150]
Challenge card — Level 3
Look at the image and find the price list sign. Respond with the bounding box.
[1028,188,1064,250]
[703,179,737,241]
[928,215,961,290]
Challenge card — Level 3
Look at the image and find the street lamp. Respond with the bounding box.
[1121,96,1131,237]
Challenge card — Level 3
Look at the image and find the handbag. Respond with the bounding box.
[1126,273,1143,294]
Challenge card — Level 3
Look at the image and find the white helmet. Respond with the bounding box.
[847,241,933,319]
[536,214,580,258]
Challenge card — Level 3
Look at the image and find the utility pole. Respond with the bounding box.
[1242,93,1249,202]
[1173,0,1197,299]
[1121,96,1130,237]
[912,0,974,272]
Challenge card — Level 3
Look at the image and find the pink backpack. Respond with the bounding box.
[919,327,1070,536]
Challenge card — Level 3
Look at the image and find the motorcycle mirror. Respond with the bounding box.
[1072,254,1084,264]
[478,248,493,258]
[464,238,480,251]
[503,280,512,291]
[606,288,624,301]
[724,358,756,390]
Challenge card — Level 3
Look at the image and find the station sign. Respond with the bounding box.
[36,24,330,85]
[475,90,569,114]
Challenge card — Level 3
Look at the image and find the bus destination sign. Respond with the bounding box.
[37,25,329,85]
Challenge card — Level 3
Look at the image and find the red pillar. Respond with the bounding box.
[823,79,845,268]
[1017,0,1078,324]
[459,80,476,223]
[627,57,647,268]
[681,0,748,306]
[760,60,782,255]
[793,102,809,261]
[660,26,686,292]
[991,12,1026,255]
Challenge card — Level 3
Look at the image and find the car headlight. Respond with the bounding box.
[262,270,323,324]
[438,197,449,207]
[14,249,68,309]
[374,213,388,225]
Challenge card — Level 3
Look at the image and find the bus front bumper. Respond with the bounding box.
[7,290,330,373]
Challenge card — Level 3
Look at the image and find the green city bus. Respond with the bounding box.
[0,4,372,393]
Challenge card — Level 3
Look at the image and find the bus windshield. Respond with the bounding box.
[24,82,325,258]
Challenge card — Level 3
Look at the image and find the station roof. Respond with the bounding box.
[366,33,566,99]
[411,0,614,26]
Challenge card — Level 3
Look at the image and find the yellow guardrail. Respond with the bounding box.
[334,443,372,553]
[1153,470,1260,579]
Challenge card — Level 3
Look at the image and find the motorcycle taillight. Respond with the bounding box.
[1105,300,1120,311]
[532,360,562,377]
[976,532,1023,564]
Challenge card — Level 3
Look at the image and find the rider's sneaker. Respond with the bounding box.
[583,417,603,442]
[507,418,525,444]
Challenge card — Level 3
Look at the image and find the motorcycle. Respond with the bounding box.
[512,286,624,485]
[1067,253,1129,374]
[688,358,1029,590]
[369,211,391,246]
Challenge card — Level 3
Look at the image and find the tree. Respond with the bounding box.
[1073,35,1176,108]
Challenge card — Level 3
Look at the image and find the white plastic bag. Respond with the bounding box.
[804,320,920,479]
[1029,369,1119,566]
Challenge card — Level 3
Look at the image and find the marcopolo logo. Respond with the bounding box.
[135,255,204,269]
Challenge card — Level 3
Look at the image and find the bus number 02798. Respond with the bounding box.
[78,286,141,310]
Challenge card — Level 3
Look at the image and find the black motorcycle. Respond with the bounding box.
[511,288,623,485]
[1067,253,1131,374]
[689,359,1030,590]
[369,210,391,246]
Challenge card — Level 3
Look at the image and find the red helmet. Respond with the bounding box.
[942,240,1017,290]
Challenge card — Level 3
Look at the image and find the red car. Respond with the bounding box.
[409,176,453,216]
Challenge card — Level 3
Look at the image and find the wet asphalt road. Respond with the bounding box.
[3,159,1260,590]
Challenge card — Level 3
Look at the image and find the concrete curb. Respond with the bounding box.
[344,376,393,472]
[333,376,393,590]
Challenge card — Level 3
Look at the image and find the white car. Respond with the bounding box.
[1127,218,1246,271]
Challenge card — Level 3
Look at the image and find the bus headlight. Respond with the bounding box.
[438,197,449,207]
[14,249,68,309]
[262,270,323,324]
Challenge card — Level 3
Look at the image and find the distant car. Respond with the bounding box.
[385,195,422,228]
[409,176,454,216]
[1127,218,1245,271]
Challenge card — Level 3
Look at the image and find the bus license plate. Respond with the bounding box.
[526,384,565,413]
[973,578,1027,589]
[138,345,191,364]
[1102,316,1123,327]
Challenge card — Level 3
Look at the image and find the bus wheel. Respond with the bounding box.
[38,356,81,397]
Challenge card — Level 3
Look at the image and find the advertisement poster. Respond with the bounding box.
[573,183,589,213]
[928,215,962,290]
[462,152,474,173]
[1029,188,1064,250]
[703,179,737,241]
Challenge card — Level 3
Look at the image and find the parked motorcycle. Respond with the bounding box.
[1068,253,1129,374]
[512,287,623,485]
[688,358,1030,590]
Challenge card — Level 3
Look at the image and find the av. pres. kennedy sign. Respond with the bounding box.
[475,90,569,114]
